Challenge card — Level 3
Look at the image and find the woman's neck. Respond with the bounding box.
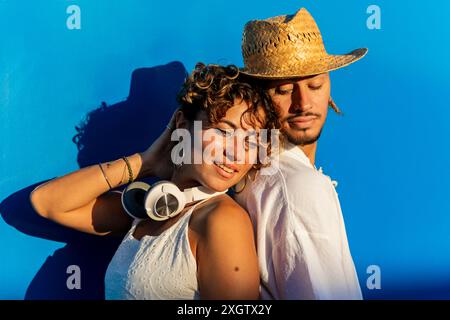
[170,167,200,191]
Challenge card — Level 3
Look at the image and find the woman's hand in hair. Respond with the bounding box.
[139,109,178,180]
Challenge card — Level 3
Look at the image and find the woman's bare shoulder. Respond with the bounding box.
[190,194,252,236]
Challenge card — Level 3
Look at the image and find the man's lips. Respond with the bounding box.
[288,115,318,123]
[287,115,318,129]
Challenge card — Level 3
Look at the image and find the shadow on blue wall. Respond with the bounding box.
[2,61,450,300]
[0,61,187,299]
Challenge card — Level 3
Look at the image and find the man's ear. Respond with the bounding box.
[175,110,189,129]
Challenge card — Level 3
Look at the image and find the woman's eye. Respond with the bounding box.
[246,141,259,150]
[244,136,259,150]
[215,128,233,137]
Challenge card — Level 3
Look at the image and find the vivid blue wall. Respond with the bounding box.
[1,0,449,299]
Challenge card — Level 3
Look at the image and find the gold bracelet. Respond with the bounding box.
[121,156,134,184]
[98,163,112,190]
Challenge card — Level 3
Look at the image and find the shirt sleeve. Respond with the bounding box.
[265,178,317,299]
[245,170,362,300]
[242,172,317,299]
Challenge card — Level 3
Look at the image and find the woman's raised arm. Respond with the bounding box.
[29,110,178,236]
[30,153,150,236]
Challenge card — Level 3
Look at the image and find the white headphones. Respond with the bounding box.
[121,180,228,221]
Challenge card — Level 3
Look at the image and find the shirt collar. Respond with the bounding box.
[279,141,338,188]
[281,140,315,169]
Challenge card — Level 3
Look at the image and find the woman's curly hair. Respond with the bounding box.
[176,62,280,168]
[177,62,278,128]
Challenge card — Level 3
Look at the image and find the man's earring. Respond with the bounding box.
[328,97,343,115]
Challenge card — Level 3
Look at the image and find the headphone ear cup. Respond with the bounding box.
[144,181,186,221]
[121,181,152,219]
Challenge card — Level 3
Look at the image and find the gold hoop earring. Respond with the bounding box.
[232,175,247,194]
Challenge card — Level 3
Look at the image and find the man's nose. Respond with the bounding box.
[290,86,312,113]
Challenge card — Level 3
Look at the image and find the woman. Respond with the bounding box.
[30,63,278,300]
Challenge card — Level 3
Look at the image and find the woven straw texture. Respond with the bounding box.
[241,8,368,78]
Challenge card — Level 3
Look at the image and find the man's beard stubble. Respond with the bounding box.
[281,112,323,146]
[284,127,323,146]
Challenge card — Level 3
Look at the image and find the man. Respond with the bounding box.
[234,8,368,299]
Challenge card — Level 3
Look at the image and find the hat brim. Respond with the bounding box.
[239,48,368,79]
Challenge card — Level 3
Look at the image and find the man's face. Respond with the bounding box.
[266,73,331,146]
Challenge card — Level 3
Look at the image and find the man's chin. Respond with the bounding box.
[285,129,322,146]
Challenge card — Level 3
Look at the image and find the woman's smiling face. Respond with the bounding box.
[170,63,279,192]
[177,98,265,192]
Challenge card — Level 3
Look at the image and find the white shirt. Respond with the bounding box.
[234,141,362,300]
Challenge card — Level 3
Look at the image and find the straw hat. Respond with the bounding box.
[240,8,368,78]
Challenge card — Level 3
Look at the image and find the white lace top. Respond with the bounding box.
[104,200,206,300]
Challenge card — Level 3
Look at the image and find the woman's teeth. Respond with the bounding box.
[215,162,234,174]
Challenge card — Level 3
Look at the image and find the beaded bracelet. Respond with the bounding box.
[121,156,134,184]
